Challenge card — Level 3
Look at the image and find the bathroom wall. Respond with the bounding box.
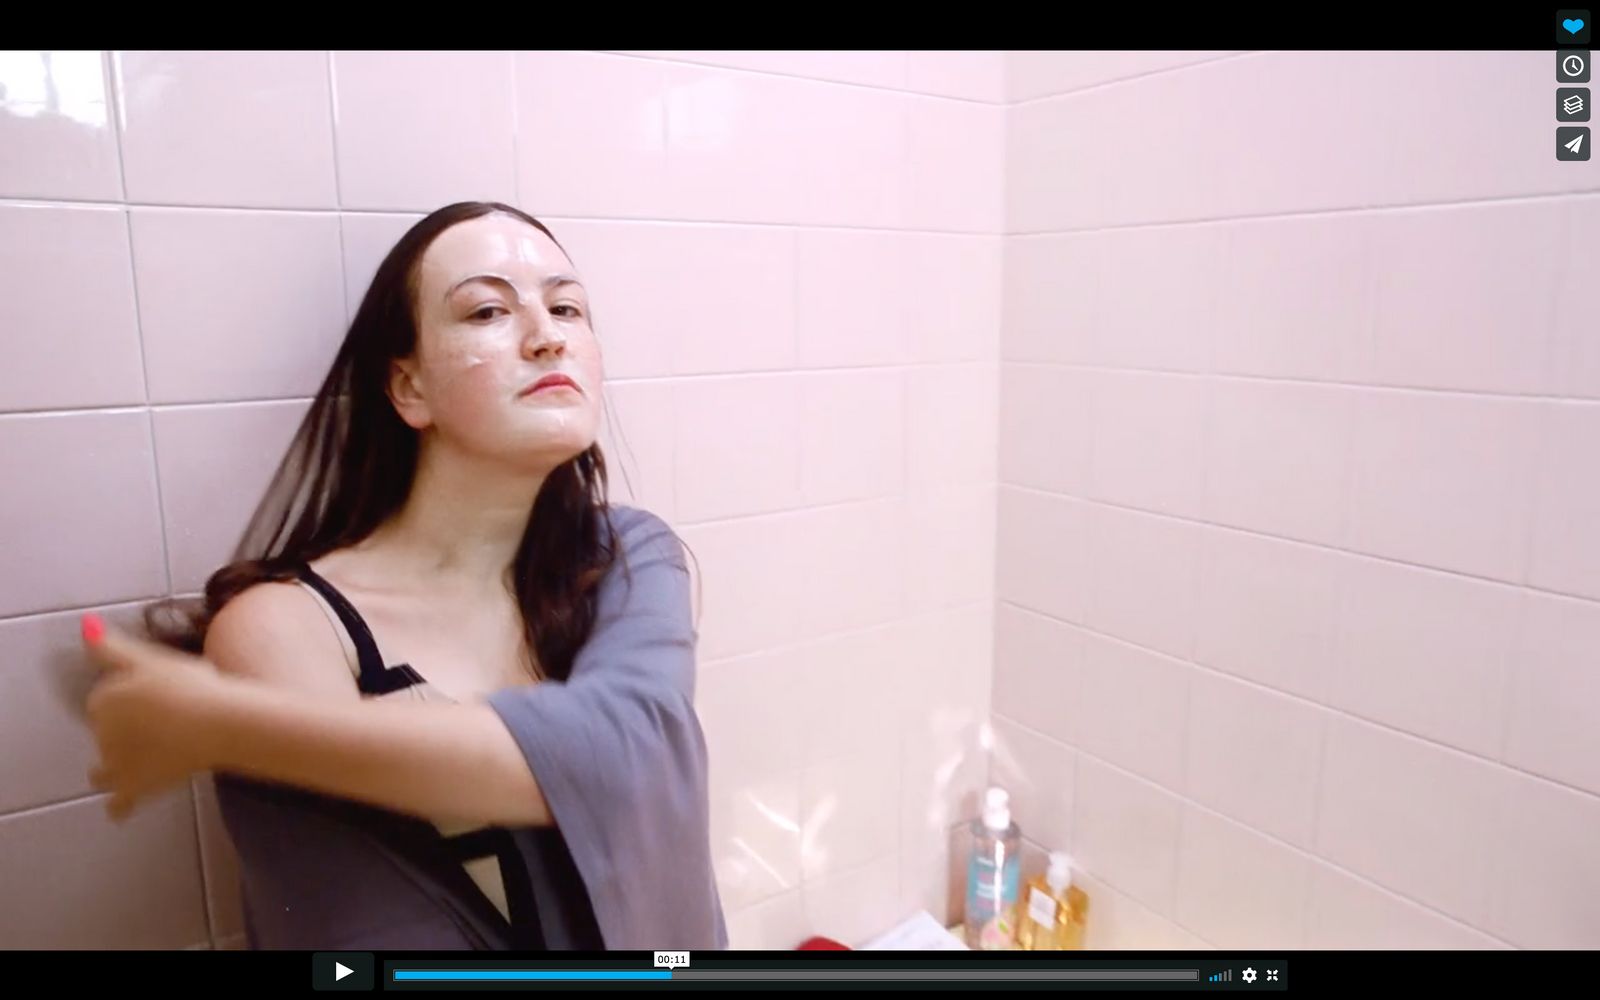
[995,50,1599,950]
[0,50,1004,948]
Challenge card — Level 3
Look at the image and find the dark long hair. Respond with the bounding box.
[146,202,629,683]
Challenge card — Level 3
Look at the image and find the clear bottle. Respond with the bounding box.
[1016,851,1090,950]
[964,787,1022,949]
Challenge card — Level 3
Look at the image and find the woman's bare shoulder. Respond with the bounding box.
[204,577,358,699]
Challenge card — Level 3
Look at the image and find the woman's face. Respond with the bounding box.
[391,213,603,470]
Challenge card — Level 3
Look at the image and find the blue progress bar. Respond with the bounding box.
[394,970,673,982]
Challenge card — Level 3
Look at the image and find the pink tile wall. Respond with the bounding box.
[0,50,1004,950]
[997,50,1600,950]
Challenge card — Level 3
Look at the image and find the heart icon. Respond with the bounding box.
[1565,17,1586,34]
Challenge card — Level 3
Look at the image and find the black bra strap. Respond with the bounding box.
[295,563,392,693]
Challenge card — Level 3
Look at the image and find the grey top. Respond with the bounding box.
[213,505,727,951]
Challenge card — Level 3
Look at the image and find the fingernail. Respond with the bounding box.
[81,614,105,645]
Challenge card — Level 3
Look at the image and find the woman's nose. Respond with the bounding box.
[522,314,567,359]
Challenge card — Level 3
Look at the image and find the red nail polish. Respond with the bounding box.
[81,614,105,645]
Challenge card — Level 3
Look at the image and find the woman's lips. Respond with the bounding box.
[519,374,580,396]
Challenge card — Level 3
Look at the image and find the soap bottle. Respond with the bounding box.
[1016,851,1090,950]
[964,786,1022,949]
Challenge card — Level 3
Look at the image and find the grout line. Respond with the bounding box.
[1005,188,1600,237]
[189,778,217,946]
[1008,52,1262,106]
[104,52,174,597]
[599,50,1007,106]
[997,360,1600,406]
[997,597,1600,805]
[999,481,1600,611]
[994,712,1519,949]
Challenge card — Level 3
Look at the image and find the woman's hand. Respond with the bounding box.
[80,615,227,822]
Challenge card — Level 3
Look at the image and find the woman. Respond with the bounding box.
[77,202,727,951]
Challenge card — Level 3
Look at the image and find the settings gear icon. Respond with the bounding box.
[1243,968,1258,984]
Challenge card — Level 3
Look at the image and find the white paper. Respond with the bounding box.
[860,910,971,951]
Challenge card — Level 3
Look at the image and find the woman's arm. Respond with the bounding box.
[81,618,552,827]
[202,677,553,827]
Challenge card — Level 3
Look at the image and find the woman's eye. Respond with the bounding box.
[470,305,507,321]
[552,304,584,318]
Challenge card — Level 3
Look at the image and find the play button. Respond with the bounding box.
[313,952,374,991]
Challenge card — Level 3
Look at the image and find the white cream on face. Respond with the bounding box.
[404,215,602,456]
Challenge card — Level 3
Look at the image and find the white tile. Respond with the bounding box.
[674,375,802,523]
[1528,403,1600,601]
[0,412,166,617]
[1487,773,1600,949]
[697,649,805,782]
[598,381,676,522]
[1076,632,1190,791]
[115,51,336,208]
[514,52,670,219]
[0,603,146,813]
[1549,196,1600,399]
[152,402,309,593]
[989,717,1076,855]
[1345,391,1540,582]
[1193,527,1342,701]
[1329,556,1519,757]
[1001,234,1097,363]
[0,205,144,411]
[1505,592,1600,797]
[1315,715,1508,929]
[620,50,910,89]
[905,233,1002,365]
[900,603,994,747]
[1076,870,1216,950]
[1175,806,1313,949]
[707,769,802,913]
[802,853,904,947]
[905,96,1003,233]
[906,52,1006,102]
[1202,380,1355,547]
[1084,503,1202,661]
[1184,670,1326,850]
[0,50,121,199]
[131,209,345,403]
[1006,51,1240,101]
[1306,862,1508,949]
[676,515,803,661]
[795,624,912,766]
[789,501,905,639]
[556,220,796,379]
[726,890,810,950]
[1086,225,1222,373]
[902,485,996,614]
[905,364,999,490]
[993,604,1085,748]
[801,754,900,881]
[1009,52,1583,231]
[999,364,1092,497]
[1087,371,1206,519]
[0,791,207,948]
[995,487,1090,625]
[1370,201,1565,395]
[796,230,907,370]
[333,51,515,210]
[1073,755,1184,918]
[1211,214,1376,383]
[799,370,904,506]
[339,213,422,325]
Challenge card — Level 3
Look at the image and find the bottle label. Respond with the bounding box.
[1027,886,1058,927]
[968,848,1022,948]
